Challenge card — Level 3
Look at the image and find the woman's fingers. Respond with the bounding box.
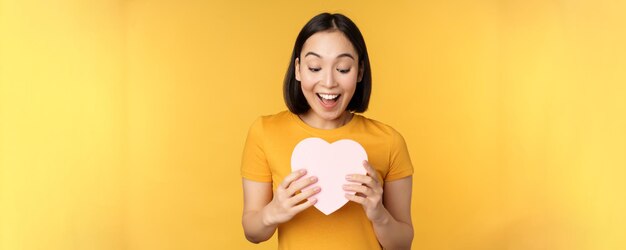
[267,169,319,225]
[289,186,321,206]
[363,161,378,187]
[345,193,367,204]
[291,196,318,214]
[344,161,383,205]
[286,175,318,195]
[362,160,380,183]
[345,161,382,189]
[346,173,377,188]
[280,169,307,190]
[343,183,370,194]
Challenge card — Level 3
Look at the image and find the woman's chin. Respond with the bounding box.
[313,108,346,121]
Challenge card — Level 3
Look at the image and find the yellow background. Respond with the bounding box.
[1,0,625,249]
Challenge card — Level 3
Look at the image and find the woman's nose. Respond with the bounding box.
[321,70,338,88]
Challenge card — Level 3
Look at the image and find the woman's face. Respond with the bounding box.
[295,30,363,124]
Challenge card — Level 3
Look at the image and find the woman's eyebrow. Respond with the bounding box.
[304,52,322,58]
[304,51,355,60]
[336,53,355,60]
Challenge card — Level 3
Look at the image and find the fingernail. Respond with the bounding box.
[310,176,317,182]
[345,175,353,180]
[309,198,317,204]
[313,187,321,192]
[300,169,307,174]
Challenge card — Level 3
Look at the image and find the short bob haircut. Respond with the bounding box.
[283,13,372,114]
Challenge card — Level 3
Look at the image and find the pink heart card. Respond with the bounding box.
[290,137,368,215]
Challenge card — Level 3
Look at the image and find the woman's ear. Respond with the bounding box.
[357,61,364,82]
[295,58,301,81]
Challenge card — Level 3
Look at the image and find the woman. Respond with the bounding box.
[241,12,414,249]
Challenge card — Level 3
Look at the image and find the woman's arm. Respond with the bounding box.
[241,179,275,243]
[344,161,413,249]
[373,176,414,249]
[242,170,320,243]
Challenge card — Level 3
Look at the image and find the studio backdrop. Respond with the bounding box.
[1,0,625,249]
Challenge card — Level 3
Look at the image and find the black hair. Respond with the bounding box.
[283,13,372,114]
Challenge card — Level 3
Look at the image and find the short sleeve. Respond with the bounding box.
[385,129,414,181]
[240,117,272,182]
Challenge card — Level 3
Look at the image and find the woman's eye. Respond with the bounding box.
[337,68,351,74]
[308,67,321,72]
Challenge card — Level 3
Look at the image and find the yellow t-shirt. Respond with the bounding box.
[241,110,413,250]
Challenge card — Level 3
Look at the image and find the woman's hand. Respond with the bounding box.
[343,160,387,224]
[263,169,320,226]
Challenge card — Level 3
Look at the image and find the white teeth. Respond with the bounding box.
[318,93,339,100]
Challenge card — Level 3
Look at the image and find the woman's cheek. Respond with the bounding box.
[302,74,319,85]
[337,74,357,85]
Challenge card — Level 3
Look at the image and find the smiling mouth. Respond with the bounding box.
[316,93,341,109]
[317,93,340,102]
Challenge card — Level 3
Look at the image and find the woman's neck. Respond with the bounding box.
[298,111,353,130]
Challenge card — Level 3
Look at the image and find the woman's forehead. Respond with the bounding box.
[301,31,357,59]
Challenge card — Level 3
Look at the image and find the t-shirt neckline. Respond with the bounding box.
[288,111,359,137]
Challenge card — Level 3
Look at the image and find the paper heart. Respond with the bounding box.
[291,137,368,215]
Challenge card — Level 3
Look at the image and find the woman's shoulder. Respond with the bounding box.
[248,110,293,131]
[355,115,410,159]
[253,110,292,125]
[354,114,405,139]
